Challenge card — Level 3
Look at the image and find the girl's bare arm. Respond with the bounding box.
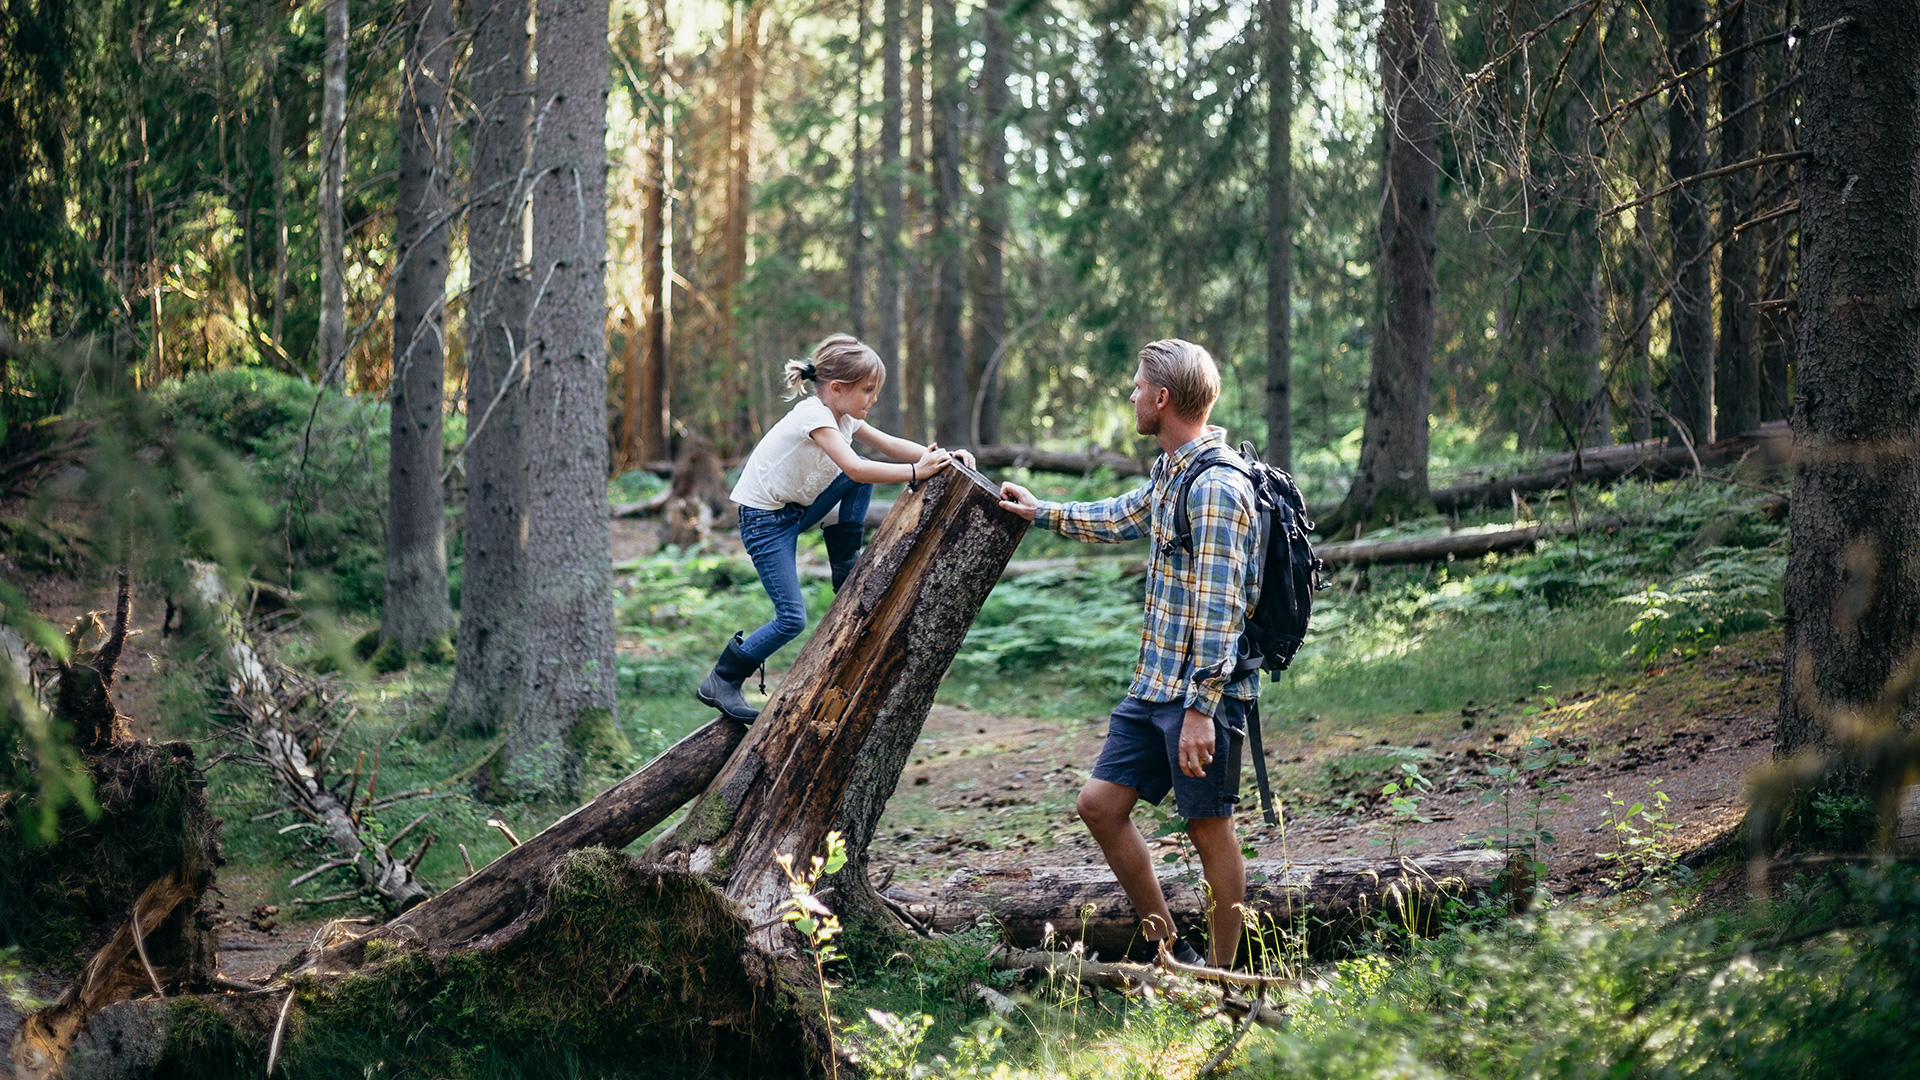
[812,427,951,484]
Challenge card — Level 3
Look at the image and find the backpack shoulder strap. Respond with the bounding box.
[1167,447,1251,555]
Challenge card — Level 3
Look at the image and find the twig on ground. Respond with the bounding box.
[290,859,352,888]
[265,987,297,1075]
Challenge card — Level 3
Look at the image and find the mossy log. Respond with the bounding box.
[882,849,1512,954]
[650,463,1029,940]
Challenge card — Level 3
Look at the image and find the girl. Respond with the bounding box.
[699,333,967,722]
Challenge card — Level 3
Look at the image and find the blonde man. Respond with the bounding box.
[1000,339,1260,968]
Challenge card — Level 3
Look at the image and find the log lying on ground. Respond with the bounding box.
[883,849,1511,955]
[327,718,746,958]
[970,444,1150,477]
[1429,422,1790,513]
[185,560,430,912]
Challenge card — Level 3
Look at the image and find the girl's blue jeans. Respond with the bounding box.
[735,473,873,662]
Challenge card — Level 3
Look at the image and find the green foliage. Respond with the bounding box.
[1247,866,1920,1080]
[1617,546,1786,664]
[1598,779,1687,893]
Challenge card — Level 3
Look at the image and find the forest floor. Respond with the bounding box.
[8,547,1789,986]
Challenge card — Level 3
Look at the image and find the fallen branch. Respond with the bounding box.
[970,445,1150,477]
[185,560,431,913]
[991,949,1289,1028]
[1428,422,1791,513]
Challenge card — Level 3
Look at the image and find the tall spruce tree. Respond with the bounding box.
[930,0,967,446]
[498,0,620,798]
[446,0,533,736]
[316,0,349,383]
[1714,0,1761,437]
[1330,0,1439,529]
[1774,3,1920,765]
[1666,0,1715,446]
[873,0,906,434]
[1265,0,1293,469]
[966,0,1011,446]
[382,0,455,657]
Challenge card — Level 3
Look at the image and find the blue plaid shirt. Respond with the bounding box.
[1034,430,1259,717]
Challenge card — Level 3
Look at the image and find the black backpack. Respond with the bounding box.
[1166,441,1325,680]
[1165,442,1325,825]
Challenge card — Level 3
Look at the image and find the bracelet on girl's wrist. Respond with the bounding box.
[911,463,917,482]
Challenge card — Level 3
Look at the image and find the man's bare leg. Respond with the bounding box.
[1185,815,1246,968]
[1076,779,1178,946]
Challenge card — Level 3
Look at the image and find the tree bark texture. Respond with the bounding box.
[719,6,762,451]
[930,0,968,447]
[1334,0,1438,529]
[967,0,1011,447]
[883,850,1508,954]
[384,0,455,655]
[651,464,1029,937]
[873,0,906,435]
[1666,0,1715,447]
[1756,0,1797,425]
[316,0,349,384]
[358,720,746,953]
[1265,0,1292,470]
[905,0,930,442]
[1775,5,1920,759]
[502,0,618,799]
[447,0,534,736]
[1715,0,1761,439]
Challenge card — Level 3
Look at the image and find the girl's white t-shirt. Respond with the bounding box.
[729,396,865,510]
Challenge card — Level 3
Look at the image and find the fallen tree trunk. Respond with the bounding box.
[970,444,1150,477]
[651,463,1029,942]
[1429,422,1790,513]
[883,849,1511,955]
[344,718,746,955]
[186,561,431,912]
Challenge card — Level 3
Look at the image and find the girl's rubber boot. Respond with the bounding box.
[696,633,761,723]
[823,522,865,592]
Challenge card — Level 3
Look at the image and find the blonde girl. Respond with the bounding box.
[698,333,970,721]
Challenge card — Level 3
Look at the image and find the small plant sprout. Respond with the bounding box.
[1380,762,1433,857]
[1599,778,1686,892]
[776,830,850,1078]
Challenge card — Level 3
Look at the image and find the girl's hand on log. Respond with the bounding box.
[1178,708,1215,778]
[953,448,977,469]
[998,482,1039,521]
[915,446,953,478]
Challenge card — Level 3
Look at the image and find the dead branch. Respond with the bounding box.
[1603,151,1811,218]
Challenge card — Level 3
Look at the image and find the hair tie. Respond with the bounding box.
[802,363,818,381]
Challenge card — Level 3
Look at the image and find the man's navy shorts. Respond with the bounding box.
[1091,695,1250,819]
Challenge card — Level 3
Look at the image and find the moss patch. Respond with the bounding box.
[191,849,812,1079]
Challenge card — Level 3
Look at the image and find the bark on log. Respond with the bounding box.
[882,849,1510,955]
[1430,422,1789,513]
[357,719,746,953]
[650,463,1029,940]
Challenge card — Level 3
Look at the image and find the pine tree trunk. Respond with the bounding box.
[966,0,1010,447]
[499,0,618,800]
[904,0,929,442]
[1714,0,1761,438]
[873,0,906,435]
[1666,0,1715,446]
[930,0,968,447]
[316,0,349,384]
[650,466,1028,937]
[1774,4,1920,760]
[851,0,869,340]
[719,6,762,451]
[1756,0,1797,425]
[640,0,672,462]
[384,0,455,656]
[1264,0,1292,470]
[447,0,534,736]
[267,37,288,352]
[1330,0,1437,529]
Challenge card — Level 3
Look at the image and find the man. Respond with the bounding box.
[999,339,1259,969]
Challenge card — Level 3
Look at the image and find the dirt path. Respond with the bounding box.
[867,629,1786,896]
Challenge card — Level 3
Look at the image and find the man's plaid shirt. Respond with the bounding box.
[1034,429,1259,718]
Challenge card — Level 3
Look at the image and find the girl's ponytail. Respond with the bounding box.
[781,357,817,398]
[781,333,885,401]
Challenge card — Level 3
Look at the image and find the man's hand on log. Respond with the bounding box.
[998,481,1039,521]
[1178,708,1214,778]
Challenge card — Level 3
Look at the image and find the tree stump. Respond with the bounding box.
[650,463,1029,940]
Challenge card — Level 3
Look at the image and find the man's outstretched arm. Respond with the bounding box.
[998,479,1152,544]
